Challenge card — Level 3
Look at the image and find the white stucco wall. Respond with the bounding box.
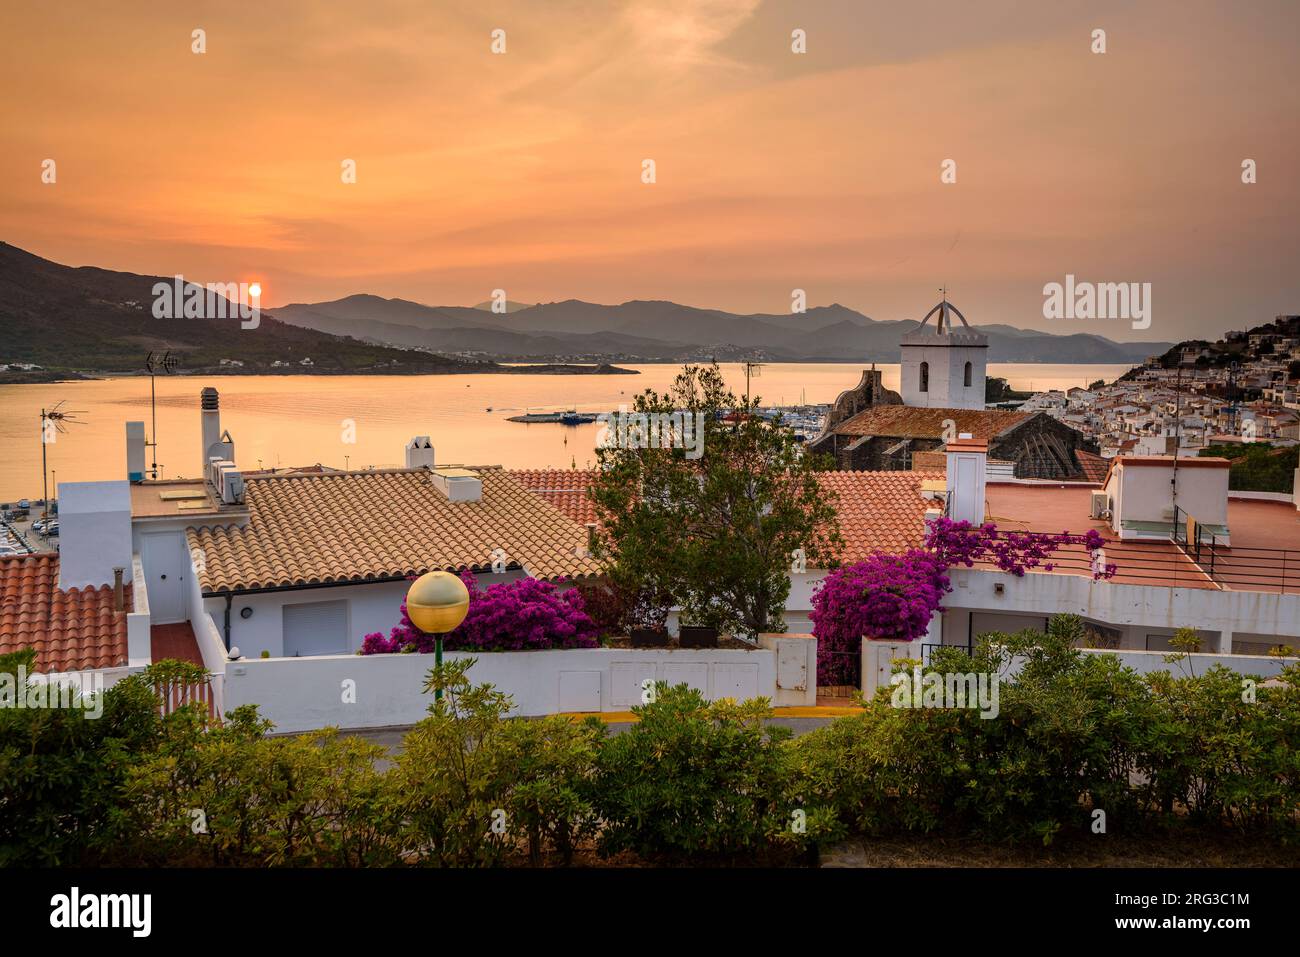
[223,646,787,733]
[940,566,1300,650]
[57,481,133,590]
[126,553,151,665]
[1107,461,1229,529]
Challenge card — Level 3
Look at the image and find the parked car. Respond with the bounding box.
[31,520,45,534]
[45,522,59,537]
[0,543,28,557]
[17,499,30,509]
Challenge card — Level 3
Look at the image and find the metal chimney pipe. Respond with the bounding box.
[201,388,221,478]
[112,567,125,612]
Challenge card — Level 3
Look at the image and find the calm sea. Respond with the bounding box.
[0,362,1129,500]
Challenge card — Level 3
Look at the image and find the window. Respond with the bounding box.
[919,361,929,392]
[964,361,972,387]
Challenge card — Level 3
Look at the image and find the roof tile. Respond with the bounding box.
[0,555,130,672]
[188,467,599,593]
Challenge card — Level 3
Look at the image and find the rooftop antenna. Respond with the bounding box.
[39,402,85,522]
[743,360,764,406]
[144,351,178,479]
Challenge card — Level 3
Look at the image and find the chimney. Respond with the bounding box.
[944,437,988,526]
[125,421,146,481]
[201,388,221,474]
[430,467,482,502]
[406,436,435,469]
[113,567,125,611]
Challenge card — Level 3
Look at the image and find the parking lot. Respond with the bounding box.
[0,502,59,555]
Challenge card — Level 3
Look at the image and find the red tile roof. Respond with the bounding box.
[508,468,940,566]
[1075,449,1109,483]
[828,406,1031,439]
[816,470,942,562]
[188,467,598,592]
[0,555,130,673]
[508,469,600,525]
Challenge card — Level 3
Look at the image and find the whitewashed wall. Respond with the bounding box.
[1075,647,1290,679]
[126,554,152,666]
[223,646,791,733]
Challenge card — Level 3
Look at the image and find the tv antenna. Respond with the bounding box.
[39,401,85,522]
[743,361,764,406]
[144,351,179,479]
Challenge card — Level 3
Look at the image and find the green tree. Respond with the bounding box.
[589,362,842,638]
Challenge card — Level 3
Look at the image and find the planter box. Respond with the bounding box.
[678,626,719,648]
[629,628,670,648]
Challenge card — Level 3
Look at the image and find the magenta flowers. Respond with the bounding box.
[360,570,600,654]
[811,517,1118,684]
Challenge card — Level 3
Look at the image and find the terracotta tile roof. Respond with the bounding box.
[507,469,600,525]
[1075,449,1109,484]
[509,468,940,567]
[187,467,599,593]
[0,555,130,673]
[816,470,942,562]
[829,405,1031,439]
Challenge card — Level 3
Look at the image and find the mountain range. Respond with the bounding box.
[0,241,1171,378]
[0,243,617,378]
[272,295,1172,364]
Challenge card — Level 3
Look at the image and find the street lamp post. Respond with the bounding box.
[404,571,470,700]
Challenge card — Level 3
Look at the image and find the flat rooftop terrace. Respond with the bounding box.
[981,483,1300,593]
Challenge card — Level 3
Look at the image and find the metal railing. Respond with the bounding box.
[921,641,973,663]
[973,526,1300,594]
[1172,505,1300,594]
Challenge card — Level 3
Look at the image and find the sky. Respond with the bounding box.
[1,0,1297,341]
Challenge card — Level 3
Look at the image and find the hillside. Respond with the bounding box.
[0,244,628,378]
[0,243,503,376]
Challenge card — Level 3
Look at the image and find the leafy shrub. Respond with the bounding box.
[117,705,394,866]
[495,714,604,865]
[387,658,604,866]
[0,655,168,866]
[591,683,802,860]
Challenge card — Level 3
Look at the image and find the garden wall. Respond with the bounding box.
[223,643,814,734]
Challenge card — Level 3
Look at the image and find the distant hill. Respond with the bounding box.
[0,244,631,377]
[273,295,1172,364]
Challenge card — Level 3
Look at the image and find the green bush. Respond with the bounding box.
[4,624,1298,866]
[387,657,605,866]
[118,705,394,866]
[786,615,1300,846]
[0,654,165,866]
[591,683,806,860]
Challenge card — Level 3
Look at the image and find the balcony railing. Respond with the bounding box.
[975,527,1300,594]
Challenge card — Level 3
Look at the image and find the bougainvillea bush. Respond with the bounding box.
[810,551,949,685]
[361,571,600,654]
[925,516,1116,579]
[811,518,1117,684]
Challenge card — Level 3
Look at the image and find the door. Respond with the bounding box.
[283,600,349,657]
[140,532,188,624]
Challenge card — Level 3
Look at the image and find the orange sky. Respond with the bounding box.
[1,0,1297,340]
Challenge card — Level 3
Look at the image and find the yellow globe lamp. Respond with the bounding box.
[406,571,471,634]
[406,571,471,699]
